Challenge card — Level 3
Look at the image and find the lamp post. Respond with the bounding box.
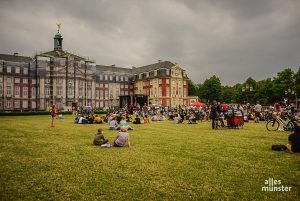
[285,88,297,109]
[242,84,254,103]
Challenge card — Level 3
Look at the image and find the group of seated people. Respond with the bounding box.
[75,115,103,124]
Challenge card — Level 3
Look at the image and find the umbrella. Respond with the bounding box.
[191,102,206,107]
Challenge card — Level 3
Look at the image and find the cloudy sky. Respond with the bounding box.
[0,0,299,85]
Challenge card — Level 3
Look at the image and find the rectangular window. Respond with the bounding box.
[23,87,28,97]
[105,84,108,88]
[15,86,20,96]
[96,90,99,98]
[6,86,11,96]
[154,70,157,76]
[32,79,36,84]
[100,90,103,99]
[56,87,62,96]
[15,78,20,83]
[7,66,11,73]
[32,87,36,97]
[100,75,103,80]
[15,67,20,74]
[6,100,12,108]
[166,87,170,97]
[116,76,119,81]
[14,100,20,108]
[159,86,162,96]
[100,84,103,88]
[0,66,3,72]
[67,87,73,97]
[179,87,182,96]
[125,77,128,81]
[166,69,170,75]
[121,85,124,89]
[23,68,28,75]
[159,79,162,84]
[121,76,124,81]
[23,100,28,108]
[45,87,50,96]
[183,88,187,97]
[7,77,12,84]
[110,75,113,81]
[166,79,169,84]
[88,89,92,98]
[79,88,83,96]
[105,90,109,99]
[105,75,108,80]
[32,101,36,109]
[125,85,128,89]
[23,78,28,84]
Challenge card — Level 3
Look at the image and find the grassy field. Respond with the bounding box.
[0,115,299,201]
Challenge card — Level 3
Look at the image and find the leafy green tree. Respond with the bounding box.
[201,75,222,102]
[221,86,234,103]
[272,68,295,103]
[188,79,198,96]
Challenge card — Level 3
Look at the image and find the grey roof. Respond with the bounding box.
[96,65,132,74]
[39,50,85,61]
[132,61,175,74]
[0,54,32,63]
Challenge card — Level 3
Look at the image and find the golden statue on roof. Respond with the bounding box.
[56,22,61,32]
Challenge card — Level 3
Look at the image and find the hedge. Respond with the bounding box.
[0,111,72,116]
[0,110,108,116]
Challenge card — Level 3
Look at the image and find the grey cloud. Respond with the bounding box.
[0,0,299,85]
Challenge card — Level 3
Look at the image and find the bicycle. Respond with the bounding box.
[266,113,295,131]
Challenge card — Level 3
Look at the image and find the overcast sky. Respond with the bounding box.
[0,0,299,85]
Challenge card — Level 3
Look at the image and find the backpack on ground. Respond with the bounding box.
[271,145,287,151]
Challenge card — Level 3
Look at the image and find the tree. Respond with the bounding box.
[201,75,222,102]
[272,68,295,103]
[221,86,234,103]
[188,79,198,96]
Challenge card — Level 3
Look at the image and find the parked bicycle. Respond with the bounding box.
[266,113,295,131]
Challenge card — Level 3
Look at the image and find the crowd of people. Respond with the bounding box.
[49,101,300,153]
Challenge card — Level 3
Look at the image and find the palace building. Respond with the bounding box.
[0,27,197,111]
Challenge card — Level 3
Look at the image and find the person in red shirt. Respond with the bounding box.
[274,102,281,112]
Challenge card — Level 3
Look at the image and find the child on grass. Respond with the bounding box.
[93,128,109,146]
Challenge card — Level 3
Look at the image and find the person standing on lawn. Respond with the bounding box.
[254,101,262,123]
[210,100,219,129]
[50,104,57,127]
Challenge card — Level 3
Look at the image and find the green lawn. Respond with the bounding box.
[0,115,299,200]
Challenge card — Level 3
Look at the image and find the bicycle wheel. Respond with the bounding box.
[266,119,279,131]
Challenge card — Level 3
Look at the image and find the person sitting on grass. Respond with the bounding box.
[143,114,150,124]
[188,113,197,124]
[94,115,103,124]
[174,113,183,124]
[119,116,134,130]
[113,126,131,148]
[93,128,109,146]
[287,123,300,154]
[109,117,119,130]
[133,115,141,124]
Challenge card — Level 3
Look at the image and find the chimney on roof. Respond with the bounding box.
[13,52,19,56]
[111,64,115,67]
[158,60,162,63]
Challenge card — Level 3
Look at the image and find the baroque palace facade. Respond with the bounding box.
[0,28,197,111]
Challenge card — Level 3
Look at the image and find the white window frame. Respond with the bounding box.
[7,66,11,73]
[23,87,28,97]
[15,67,20,74]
